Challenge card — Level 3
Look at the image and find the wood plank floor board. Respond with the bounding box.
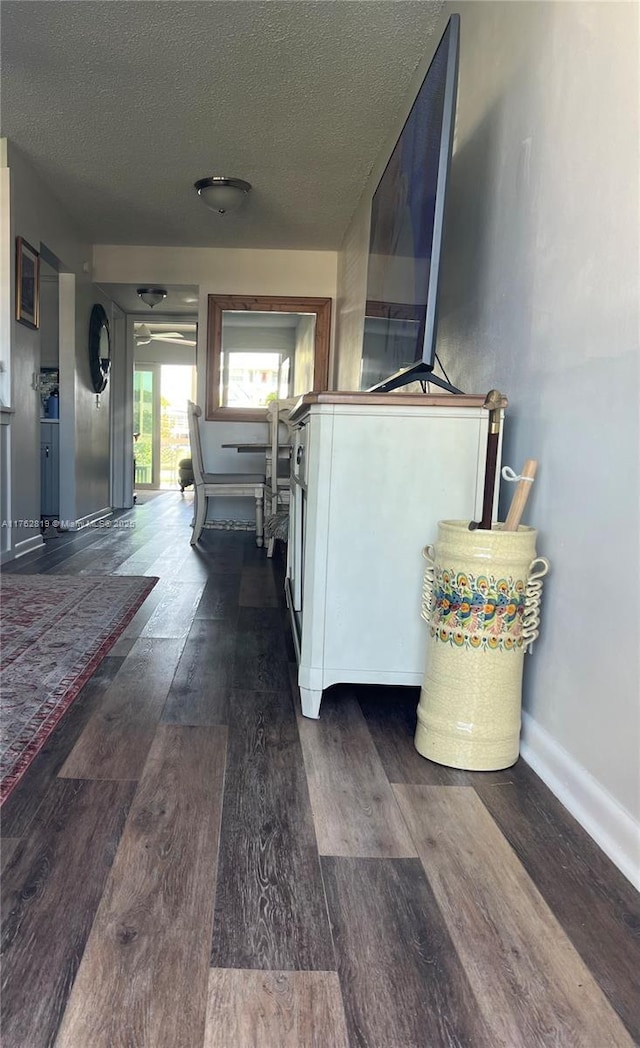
[107,633,136,657]
[59,637,185,781]
[2,533,85,574]
[273,555,288,609]
[129,496,187,524]
[321,855,493,1048]
[232,625,291,693]
[37,515,156,581]
[161,618,235,726]
[297,688,416,858]
[39,510,165,574]
[1,778,135,1048]
[242,540,274,567]
[288,661,302,709]
[393,785,636,1048]
[111,535,182,577]
[211,689,334,971]
[282,620,297,663]
[138,578,206,638]
[185,528,249,563]
[237,605,296,662]
[54,725,227,1048]
[194,573,241,620]
[199,528,249,550]
[145,543,213,583]
[474,765,640,1041]
[188,542,244,576]
[105,575,173,642]
[45,531,145,576]
[237,605,287,631]
[239,564,279,607]
[357,684,519,787]
[0,838,21,873]
[0,656,126,837]
[3,517,132,576]
[203,969,349,1048]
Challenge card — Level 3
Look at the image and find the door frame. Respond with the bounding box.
[109,304,129,507]
[133,361,161,489]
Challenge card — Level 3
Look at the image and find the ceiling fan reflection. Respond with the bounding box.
[135,325,196,347]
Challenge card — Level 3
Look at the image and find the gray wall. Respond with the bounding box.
[293,314,316,395]
[7,142,114,547]
[334,3,639,833]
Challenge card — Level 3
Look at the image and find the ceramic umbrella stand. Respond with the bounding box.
[415,520,549,771]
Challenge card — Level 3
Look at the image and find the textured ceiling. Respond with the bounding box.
[1,1,442,250]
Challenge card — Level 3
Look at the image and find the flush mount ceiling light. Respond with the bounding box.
[194,176,252,215]
[137,287,167,308]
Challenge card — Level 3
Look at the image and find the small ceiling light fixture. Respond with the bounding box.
[137,287,167,308]
[194,176,252,215]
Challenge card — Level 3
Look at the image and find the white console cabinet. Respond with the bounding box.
[285,392,504,718]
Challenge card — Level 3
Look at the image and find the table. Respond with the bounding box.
[222,442,292,517]
[222,443,270,453]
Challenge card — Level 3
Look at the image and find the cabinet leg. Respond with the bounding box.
[300,687,322,719]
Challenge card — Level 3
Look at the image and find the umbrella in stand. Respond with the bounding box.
[470,389,505,531]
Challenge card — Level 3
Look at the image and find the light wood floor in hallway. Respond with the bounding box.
[2,492,639,1048]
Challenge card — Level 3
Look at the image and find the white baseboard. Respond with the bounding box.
[521,712,640,891]
[11,533,45,559]
[63,507,113,531]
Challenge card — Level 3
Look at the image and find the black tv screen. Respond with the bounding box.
[361,15,461,393]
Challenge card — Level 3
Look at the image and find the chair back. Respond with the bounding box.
[187,400,206,485]
[267,396,297,452]
[267,398,297,496]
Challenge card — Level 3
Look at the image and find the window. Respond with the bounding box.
[206,295,332,420]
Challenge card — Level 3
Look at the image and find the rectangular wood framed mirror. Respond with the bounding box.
[205,295,332,421]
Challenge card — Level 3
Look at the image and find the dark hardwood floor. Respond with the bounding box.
[1,492,639,1048]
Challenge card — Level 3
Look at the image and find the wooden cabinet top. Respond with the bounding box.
[290,390,508,422]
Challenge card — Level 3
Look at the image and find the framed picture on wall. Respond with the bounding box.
[16,237,40,329]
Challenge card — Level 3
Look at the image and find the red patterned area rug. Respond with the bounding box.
[0,573,158,804]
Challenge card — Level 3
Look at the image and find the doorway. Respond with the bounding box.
[133,319,197,491]
[133,363,197,490]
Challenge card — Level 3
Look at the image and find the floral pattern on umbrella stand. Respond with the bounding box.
[429,568,527,650]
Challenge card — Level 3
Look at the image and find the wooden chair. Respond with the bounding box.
[264,397,296,557]
[187,401,265,547]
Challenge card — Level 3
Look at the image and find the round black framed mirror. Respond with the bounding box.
[88,304,111,393]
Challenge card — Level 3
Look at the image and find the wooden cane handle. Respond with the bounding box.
[503,459,538,531]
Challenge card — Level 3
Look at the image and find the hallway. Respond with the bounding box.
[1,493,638,1047]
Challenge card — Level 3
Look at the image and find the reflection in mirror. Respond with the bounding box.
[220,311,316,410]
[206,295,331,420]
[99,323,110,359]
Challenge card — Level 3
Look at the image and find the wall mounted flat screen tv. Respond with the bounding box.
[360,15,461,394]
